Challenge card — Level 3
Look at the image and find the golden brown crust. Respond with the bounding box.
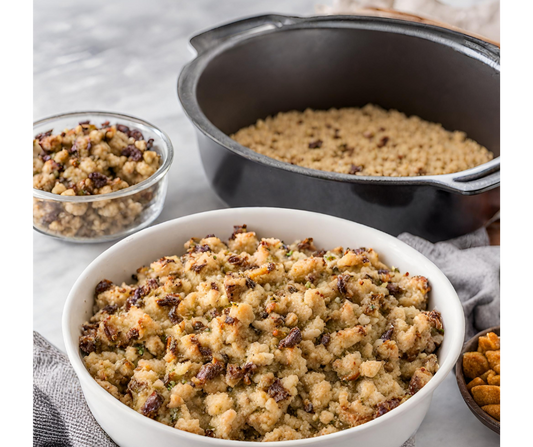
[80,226,442,441]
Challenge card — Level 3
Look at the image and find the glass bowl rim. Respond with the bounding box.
[33,111,174,203]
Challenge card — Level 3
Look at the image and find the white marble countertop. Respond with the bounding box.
[33,1,499,446]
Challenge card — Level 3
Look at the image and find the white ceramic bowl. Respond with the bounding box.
[63,207,465,447]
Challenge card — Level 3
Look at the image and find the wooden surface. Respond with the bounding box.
[487,220,500,246]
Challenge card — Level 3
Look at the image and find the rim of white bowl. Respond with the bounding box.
[63,207,465,446]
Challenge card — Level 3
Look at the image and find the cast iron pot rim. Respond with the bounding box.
[178,13,500,195]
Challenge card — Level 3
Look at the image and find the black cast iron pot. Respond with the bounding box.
[178,14,500,242]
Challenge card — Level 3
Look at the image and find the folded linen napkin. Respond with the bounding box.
[33,331,116,447]
[32,331,415,446]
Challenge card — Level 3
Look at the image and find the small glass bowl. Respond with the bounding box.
[33,111,174,243]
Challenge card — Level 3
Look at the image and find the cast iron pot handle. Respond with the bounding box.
[435,168,500,195]
[190,14,302,54]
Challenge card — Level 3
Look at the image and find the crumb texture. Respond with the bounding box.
[231,105,493,177]
[80,226,443,441]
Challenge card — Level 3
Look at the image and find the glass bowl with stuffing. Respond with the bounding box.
[33,111,174,243]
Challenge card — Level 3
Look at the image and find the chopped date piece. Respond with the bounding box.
[308,140,323,149]
[95,279,113,295]
[378,269,390,275]
[158,257,176,266]
[230,224,247,240]
[121,144,143,161]
[42,209,60,225]
[340,145,354,155]
[199,345,212,359]
[278,327,302,349]
[227,363,259,386]
[127,327,140,341]
[146,278,159,289]
[193,321,205,331]
[103,320,118,342]
[242,362,258,385]
[146,138,154,149]
[81,322,98,336]
[225,316,236,325]
[192,244,211,253]
[297,238,315,251]
[196,359,224,384]
[88,172,109,189]
[126,285,149,310]
[313,249,326,257]
[375,398,402,417]
[128,129,144,141]
[101,304,118,314]
[101,121,110,128]
[40,152,51,162]
[205,429,215,438]
[226,364,244,382]
[191,262,207,273]
[377,136,389,148]
[166,336,178,355]
[287,284,298,293]
[168,306,182,325]
[156,294,181,307]
[134,285,149,301]
[321,333,331,347]
[349,164,363,175]
[337,274,350,296]
[191,336,212,359]
[210,282,219,291]
[386,283,403,296]
[79,120,90,125]
[409,368,430,395]
[228,255,244,265]
[141,391,163,418]
[380,325,394,341]
[79,336,96,354]
[127,378,145,394]
[245,277,256,289]
[268,379,291,403]
[69,142,78,154]
[116,124,130,134]
[304,400,314,413]
[35,129,53,141]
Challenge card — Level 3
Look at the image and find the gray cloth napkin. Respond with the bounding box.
[33,331,415,446]
[399,227,500,339]
[33,331,117,447]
